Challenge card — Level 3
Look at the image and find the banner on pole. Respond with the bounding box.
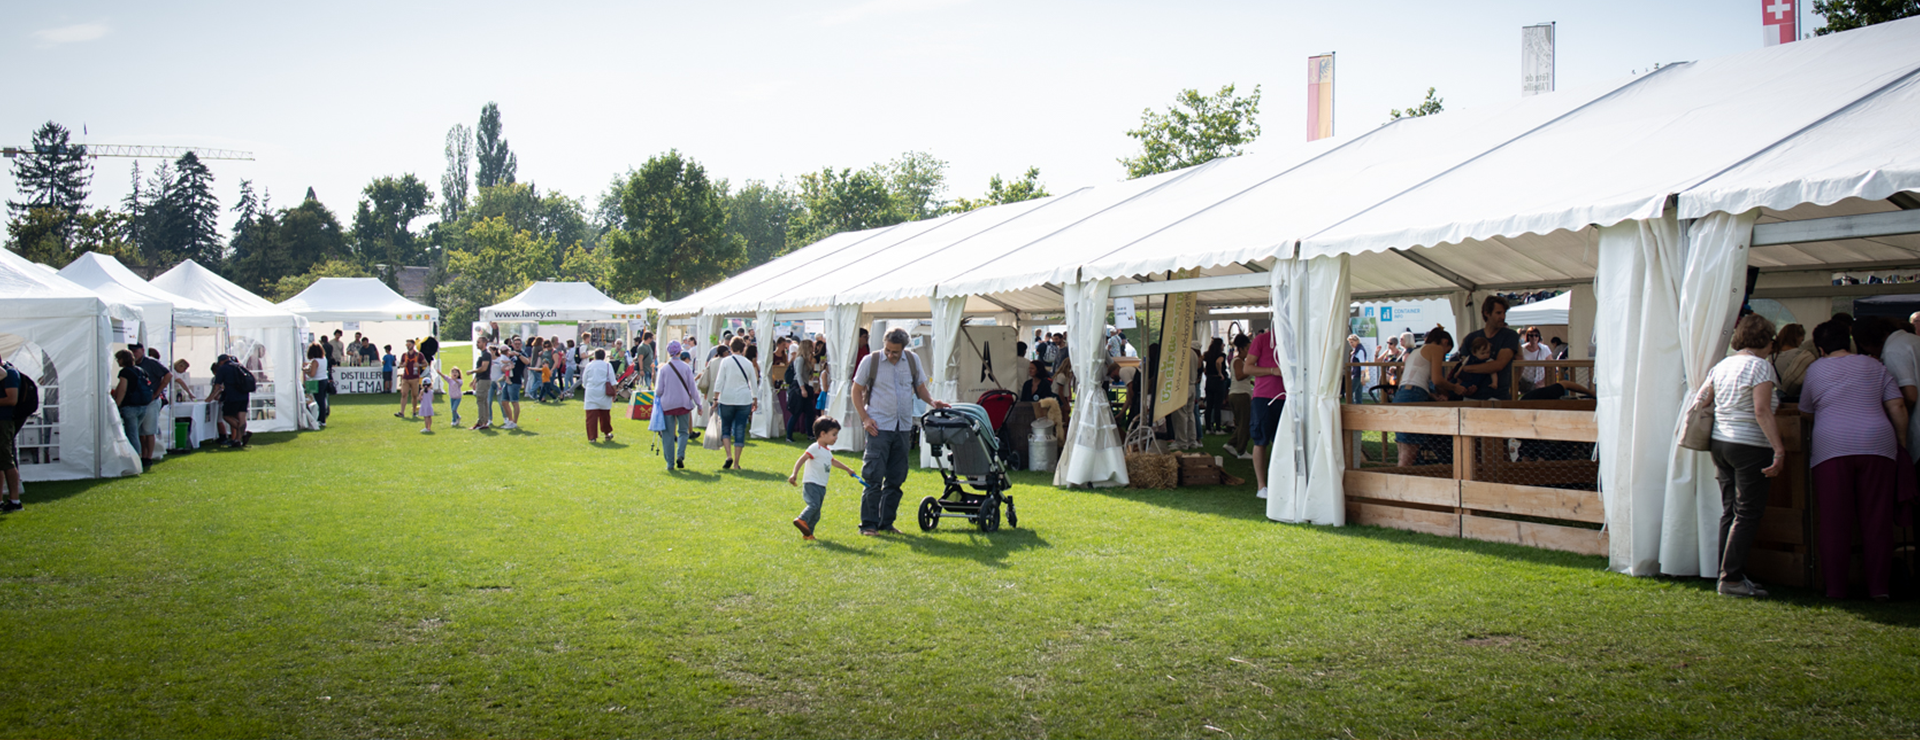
[1762,0,1797,46]
[1522,23,1555,97]
[1154,272,1198,420]
[1307,53,1335,141]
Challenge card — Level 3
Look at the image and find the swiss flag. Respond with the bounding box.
[1762,0,1797,46]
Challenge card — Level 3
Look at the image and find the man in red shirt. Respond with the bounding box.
[396,339,425,419]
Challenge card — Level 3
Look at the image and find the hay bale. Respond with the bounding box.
[1127,451,1178,489]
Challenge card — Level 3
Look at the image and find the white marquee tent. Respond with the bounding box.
[1505,292,1571,326]
[0,250,144,480]
[663,17,1920,578]
[279,277,439,360]
[151,260,314,433]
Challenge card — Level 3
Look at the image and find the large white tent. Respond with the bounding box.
[150,261,313,433]
[0,250,143,480]
[279,277,439,363]
[661,17,1920,578]
[1505,292,1570,326]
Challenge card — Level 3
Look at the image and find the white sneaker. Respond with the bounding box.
[1256,487,1268,499]
[1221,444,1240,458]
[505,421,518,429]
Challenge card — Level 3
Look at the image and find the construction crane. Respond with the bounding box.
[2,144,253,161]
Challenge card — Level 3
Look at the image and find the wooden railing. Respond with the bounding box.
[1345,360,1595,401]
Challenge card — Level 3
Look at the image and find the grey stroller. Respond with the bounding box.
[917,404,1017,532]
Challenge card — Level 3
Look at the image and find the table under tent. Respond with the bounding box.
[58,253,232,454]
[660,17,1920,593]
[476,281,653,366]
[278,277,440,393]
[0,250,144,481]
[150,261,315,433]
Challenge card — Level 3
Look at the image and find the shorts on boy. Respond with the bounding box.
[1248,396,1285,449]
[382,370,394,391]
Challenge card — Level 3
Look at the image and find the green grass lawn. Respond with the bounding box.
[1,392,1915,738]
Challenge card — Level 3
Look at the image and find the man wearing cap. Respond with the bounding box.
[851,328,949,535]
[130,343,172,466]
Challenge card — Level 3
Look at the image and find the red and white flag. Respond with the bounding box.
[1762,0,1797,46]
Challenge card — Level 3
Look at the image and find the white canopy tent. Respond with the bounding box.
[279,277,439,363]
[150,260,314,433]
[1505,292,1570,326]
[0,250,144,480]
[659,17,1920,574]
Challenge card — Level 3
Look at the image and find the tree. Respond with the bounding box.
[441,124,472,222]
[4,208,68,266]
[459,182,587,274]
[606,150,739,300]
[1119,84,1263,179]
[148,152,222,266]
[786,167,902,248]
[348,174,435,285]
[475,102,517,189]
[440,216,553,328]
[225,193,348,295]
[1813,0,1918,33]
[722,179,801,268]
[882,151,950,220]
[70,208,138,266]
[269,259,371,302]
[7,121,92,223]
[952,167,1050,212]
[1389,87,1445,121]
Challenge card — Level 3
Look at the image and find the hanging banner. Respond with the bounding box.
[1307,53,1335,141]
[1154,272,1198,420]
[1522,23,1555,97]
[1762,0,1796,46]
[1113,297,1137,329]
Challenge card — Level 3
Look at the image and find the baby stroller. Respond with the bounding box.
[918,404,1018,532]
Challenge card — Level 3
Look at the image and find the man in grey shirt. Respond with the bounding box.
[852,328,949,535]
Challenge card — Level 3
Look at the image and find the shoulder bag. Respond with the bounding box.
[1677,380,1717,452]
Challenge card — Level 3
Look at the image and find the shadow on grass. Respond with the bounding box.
[728,469,788,483]
[894,525,1052,568]
[809,539,880,557]
[668,470,723,483]
[6,475,118,506]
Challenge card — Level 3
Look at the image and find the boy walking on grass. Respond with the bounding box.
[787,417,857,541]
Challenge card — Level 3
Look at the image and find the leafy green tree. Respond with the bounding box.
[1813,0,1918,33]
[606,150,739,300]
[787,167,902,248]
[475,102,517,189]
[722,179,801,268]
[1389,88,1445,121]
[8,122,92,220]
[441,124,472,222]
[1119,84,1263,179]
[4,208,68,266]
[882,151,950,220]
[226,192,348,295]
[440,216,553,328]
[269,258,371,302]
[952,167,1050,212]
[460,182,587,274]
[348,174,435,286]
[71,208,138,266]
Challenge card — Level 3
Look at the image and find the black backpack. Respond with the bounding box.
[121,366,154,407]
[8,364,41,423]
[238,365,258,394]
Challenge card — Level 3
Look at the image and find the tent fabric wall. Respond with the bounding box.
[1660,211,1760,577]
[929,296,968,404]
[1264,260,1307,519]
[150,261,312,433]
[1295,256,1351,525]
[1053,279,1127,487]
[0,254,142,481]
[753,309,778,438]
[823,304,865,454]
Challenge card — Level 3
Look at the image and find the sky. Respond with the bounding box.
[4,0,1825,234]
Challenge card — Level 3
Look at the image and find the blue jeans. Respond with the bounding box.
[718,403,752,446]
[659,413,691,466]
[449,396,462,423]
[799,482,827,530]
[860,429,912,531]
[119,404,148,451]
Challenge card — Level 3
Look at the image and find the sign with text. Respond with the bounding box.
[333,366,388,394]
[1113,297,1137,329]
[1522,23,1555,96]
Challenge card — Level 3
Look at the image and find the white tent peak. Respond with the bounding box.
[59,252,226,328]
[480,281,651,322]
[150,260,293,318]
[278,277,440,322]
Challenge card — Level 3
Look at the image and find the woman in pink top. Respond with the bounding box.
[1799,319,1909,601]
[1244,330,1286,501]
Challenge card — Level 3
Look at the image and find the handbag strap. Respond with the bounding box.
[670,363,696,400]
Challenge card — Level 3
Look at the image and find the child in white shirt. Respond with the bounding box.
[787,417,857,540]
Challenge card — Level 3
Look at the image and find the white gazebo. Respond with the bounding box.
[0,250,144,480]
[279,277,439,365]
[151,261,314,433]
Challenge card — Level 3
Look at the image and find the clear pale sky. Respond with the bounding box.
[4,0,1819,232]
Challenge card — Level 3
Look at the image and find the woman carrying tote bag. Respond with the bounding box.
[1701,314,1787,599]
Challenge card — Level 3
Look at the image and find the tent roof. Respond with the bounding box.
[58,253,227,328]
[479,281,650,322]
[1505,292,1571,325]
[150,260,299,320]
[0,250,140,322]
[278,277,440,322]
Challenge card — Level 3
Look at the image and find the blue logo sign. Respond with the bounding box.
[1381,307,1394,322]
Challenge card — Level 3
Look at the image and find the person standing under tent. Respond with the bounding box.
[1245,329,1286,501]
[0,358,24,512]
[852,328,950,536]
[709,339,759,470]
[1701,314,1787,599]
[1223,333,1254,460]
[1202,337,1229,435]
[1346,335,1369,404]
[381,345,396,394]
[471,336,495,430]
[1460,296,1522,400]
[211,354,253,448]
[396,339,425,419]
[328,330,346,375]
[1519,327,1554,392]
[304,342,330,429]
[1799,318,1907,601]
[582,348,617,443]
[854,328,871,384]
[111,349,154,470]
[1871,317,1920,458]
[132,343,172,464]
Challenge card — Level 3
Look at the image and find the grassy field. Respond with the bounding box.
[0,392,1915,738]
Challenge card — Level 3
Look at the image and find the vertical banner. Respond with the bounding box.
[1154,272,1198,420]
[1762,0,1796,46]
[1522,23,1555,97]
[1307,53,1335,141]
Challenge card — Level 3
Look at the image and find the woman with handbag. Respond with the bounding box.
[652,341,700,472]
[304,342,330,428]
[1799,318,1909,600]
[708,339,759,470]
[1700,313,1787,598]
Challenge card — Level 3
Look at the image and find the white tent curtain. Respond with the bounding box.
[1270,255,1350,525]
[1053,279,1129,487]
[693,313,719,428]
[752,309,778,438]
[1660,210,1760,577]
[823,303,865,454]
[1265,259,1307,520]
[929,295,968,404]
[1596,212,1690,575]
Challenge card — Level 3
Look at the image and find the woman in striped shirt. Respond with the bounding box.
[1701,314,1787,598]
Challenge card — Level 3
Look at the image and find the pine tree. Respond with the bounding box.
[122,162,145,266]
[442,124,472,222]
[475,102,517,189]
[155,152,221,265]
[7,121,92,220]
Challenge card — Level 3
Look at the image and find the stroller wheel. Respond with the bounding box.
[977,494,1001,533]
[1005,497,1017,528]
[917,496,940,532]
